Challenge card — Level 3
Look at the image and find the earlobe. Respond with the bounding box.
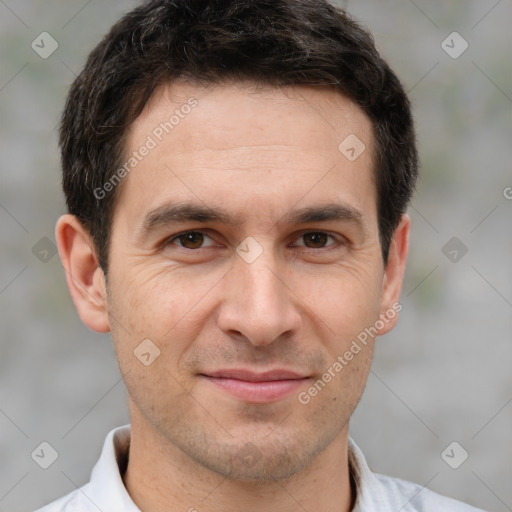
[56,214,110,333]
[376,214,410,336]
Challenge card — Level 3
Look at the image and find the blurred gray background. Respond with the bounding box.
[0,1,511,511]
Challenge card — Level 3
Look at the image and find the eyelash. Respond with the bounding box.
[164,230,345,251]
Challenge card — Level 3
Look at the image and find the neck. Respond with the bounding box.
[123,414,355,512]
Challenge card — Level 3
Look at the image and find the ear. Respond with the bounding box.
[376,214,410,336]
[56,214,110,333]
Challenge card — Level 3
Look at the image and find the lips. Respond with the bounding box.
[204,369,307,381]
[199,368,310,403]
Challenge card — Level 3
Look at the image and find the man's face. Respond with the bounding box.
[105,82,400,481]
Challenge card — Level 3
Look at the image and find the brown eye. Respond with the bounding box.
[173,231,206,249]
[301,232,331,248]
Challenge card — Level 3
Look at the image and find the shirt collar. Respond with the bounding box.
[87,425,140,511]
[348,437,382,511]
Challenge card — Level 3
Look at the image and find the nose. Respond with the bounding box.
[216,249,302,347]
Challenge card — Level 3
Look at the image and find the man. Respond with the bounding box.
[37,0,484,510]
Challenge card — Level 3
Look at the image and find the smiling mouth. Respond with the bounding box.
[199,369,310,403]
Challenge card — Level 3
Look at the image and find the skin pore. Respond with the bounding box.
[56,81,410,512]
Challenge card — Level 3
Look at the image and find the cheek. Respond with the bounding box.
[113,263,213,324]
[293,262,383,341]
[106,265,224,369]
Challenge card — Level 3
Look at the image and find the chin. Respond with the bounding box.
[185,430,334,483]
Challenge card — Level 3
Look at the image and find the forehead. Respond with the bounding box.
[114,81,377,230]
[132,80,373,156]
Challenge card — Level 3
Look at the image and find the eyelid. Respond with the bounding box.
[166,230,218,248]
[290,230,346,249]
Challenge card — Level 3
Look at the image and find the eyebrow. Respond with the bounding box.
[140,201,368,237]
[281,203,365,229]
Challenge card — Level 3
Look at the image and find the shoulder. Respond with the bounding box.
[33,425,135,512]
[348,438,485,512]
[33,484,92,512]
[371,472,486,512]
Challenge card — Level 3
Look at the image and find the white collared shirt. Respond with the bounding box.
[35,425,485,512]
